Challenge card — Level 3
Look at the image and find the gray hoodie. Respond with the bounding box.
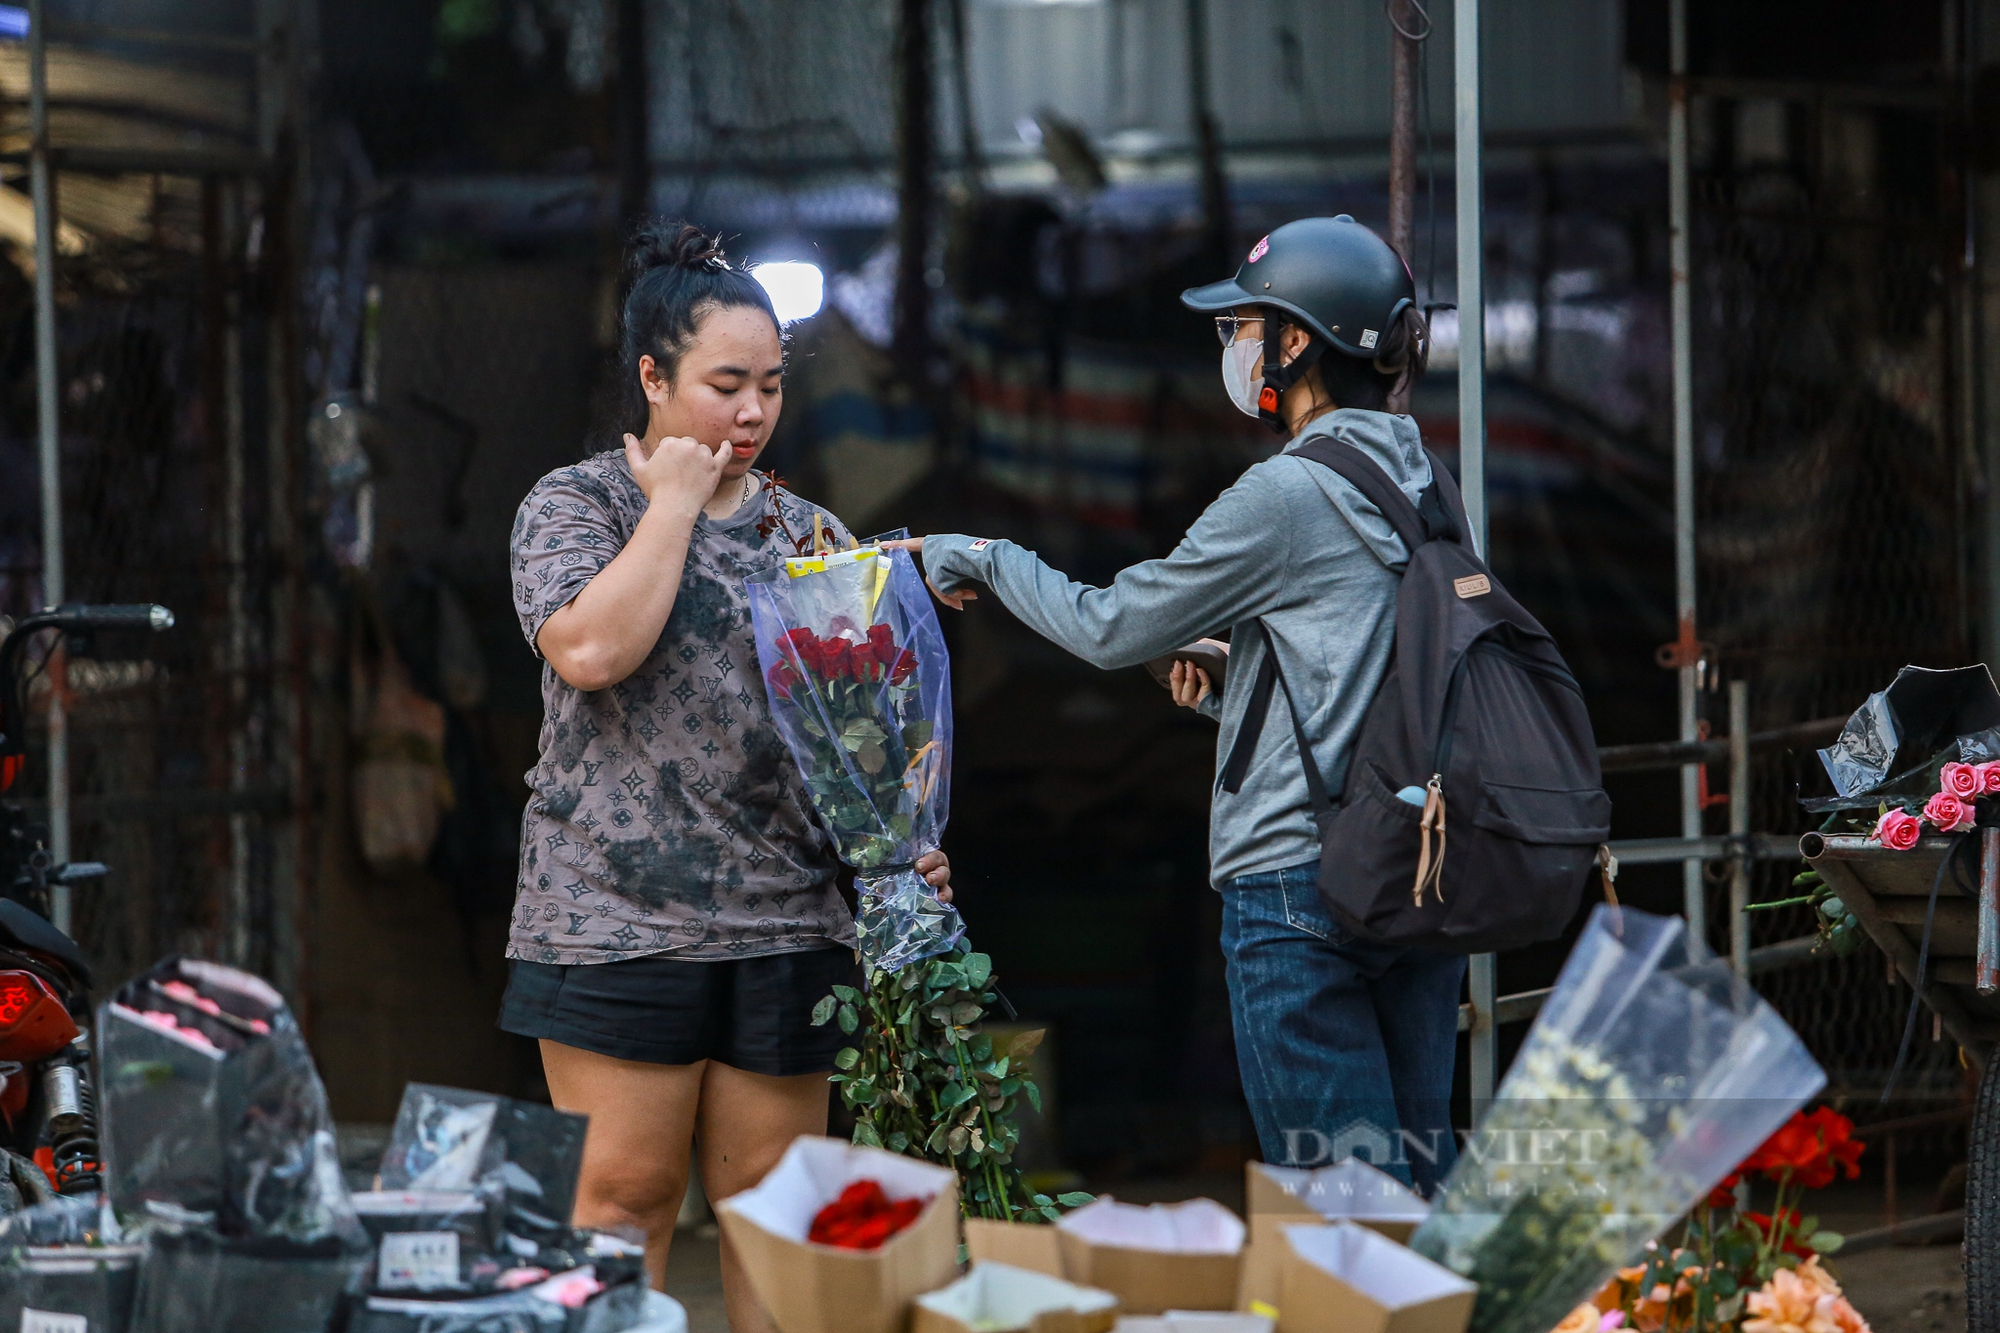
[920,408,1430,887]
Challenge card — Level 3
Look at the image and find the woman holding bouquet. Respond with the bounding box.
[898,216,1463,1195]
[500,221,948,1326]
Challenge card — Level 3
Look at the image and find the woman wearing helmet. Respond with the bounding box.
[893,216,1462,1193]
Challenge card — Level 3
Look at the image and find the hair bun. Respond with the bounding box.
[625,220,732,281]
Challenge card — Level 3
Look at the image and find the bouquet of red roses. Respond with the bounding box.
[747,542,963,972]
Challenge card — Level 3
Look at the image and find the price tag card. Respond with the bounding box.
[377,1229,461,1291]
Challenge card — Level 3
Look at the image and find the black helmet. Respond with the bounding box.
[1181,215,1414,360]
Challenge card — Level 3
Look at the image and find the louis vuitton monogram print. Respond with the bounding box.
[508,451,857,964]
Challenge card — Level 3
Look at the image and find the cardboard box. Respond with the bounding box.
[1113,1315,1274,1333]
[1275,1223,1474,1333]
[912,1262,1119,1333]
[714,1136,959,1333]
[966,1218,1066,1278]
[1055,1198,1244,1316]
[1237,1160,1430,1311]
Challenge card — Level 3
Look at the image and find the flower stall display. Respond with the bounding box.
[1408,906,1825,1333]
[1549,1107,1871,1333]
[748,543,1090,1226]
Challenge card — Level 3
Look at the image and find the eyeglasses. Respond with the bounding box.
[1214,314,1264,348]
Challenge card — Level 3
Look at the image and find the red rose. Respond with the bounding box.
[1744,1210,1816,1258]
[806,1179,929,1251]
[1874,807,1922,850]
[765,662,800,699]
[820,639,853,680]
[890,648,918,684]
[867,622,897,652]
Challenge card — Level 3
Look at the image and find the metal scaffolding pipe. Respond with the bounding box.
[29,0,69,934]
[1729,681,1751,979]
[1669,0,1704,958]
[1453,0,1495,1109]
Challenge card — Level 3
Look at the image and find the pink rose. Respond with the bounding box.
[1924,791,1976,833]
[1978,761,2000,795]
[1874,807,1923,850]
[1942,762,1982,799]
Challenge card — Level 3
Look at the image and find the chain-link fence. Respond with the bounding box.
[1692,96,1973,1123]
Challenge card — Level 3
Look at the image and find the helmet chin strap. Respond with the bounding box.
[1257,324,1328,435]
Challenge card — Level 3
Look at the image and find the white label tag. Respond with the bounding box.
[968,538,990,551]
[1453,574,1491,599]
[22,1311,88,1333]
[378,1230,461,1291]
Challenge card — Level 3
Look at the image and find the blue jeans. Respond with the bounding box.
[1220,858,1466,1197]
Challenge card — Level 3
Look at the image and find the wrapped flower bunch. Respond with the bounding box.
[1550,1106,1870,1333]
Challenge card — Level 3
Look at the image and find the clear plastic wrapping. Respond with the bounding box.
[0,1194,139,1331]
[345,1263,648,1333]
[100,957,362,1249]
[746,543,965,973]
[1408,906,1825,1333]
[378,1084,589,1247]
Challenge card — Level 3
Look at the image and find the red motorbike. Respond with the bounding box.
[0,602,173,1211]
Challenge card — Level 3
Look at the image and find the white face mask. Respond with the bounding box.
[1222,336,1264,418]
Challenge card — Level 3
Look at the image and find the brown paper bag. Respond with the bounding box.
[966,1218,1066,1277]
[1237,1160,1430,1311]
[1275,1223,1474,1333]
[912,1262,1119,1333]
[1055,1198,1244,1316]
[714,1135,959,1333]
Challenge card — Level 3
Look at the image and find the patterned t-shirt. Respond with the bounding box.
[507,451,858,964]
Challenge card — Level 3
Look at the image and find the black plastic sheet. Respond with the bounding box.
[127,1229,365,1333]
[1810,664,2000,808]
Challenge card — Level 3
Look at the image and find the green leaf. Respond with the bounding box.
[810,995,836,1027]
[962,953,993,990]
[1032,1194,1052,1207]
[947,1125,970,1155]
[1023,1080,1042,1114]
[886,1131,910,1152]
[852,1120,883,1149]
[834,1047,860,1070]
[831,985,862,1004]
[968,1033,994,1062]
[940,1082,978,1110]
[848,1079,876,1103]
[1809,1230,1844,1253]
[950,1000,983,1026]
[1056,1192,1094,1207]
[1008,1029,1046,1060]
[837,1004,859,1035]
[902,719,933,748]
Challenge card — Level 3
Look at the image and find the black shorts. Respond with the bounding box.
[498,947,862,1076]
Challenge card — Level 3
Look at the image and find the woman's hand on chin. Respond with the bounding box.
[625,431,726,523]
[880,536,978,611]
[916,848,952,903]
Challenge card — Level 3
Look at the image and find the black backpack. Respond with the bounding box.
[1221,437,1613,954]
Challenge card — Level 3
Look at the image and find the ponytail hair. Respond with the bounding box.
[1310,303,1431,411]
[609,220,779,438]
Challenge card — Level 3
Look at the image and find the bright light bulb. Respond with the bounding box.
[752,261,825,325]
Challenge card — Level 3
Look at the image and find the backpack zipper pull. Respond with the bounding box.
[1413,773,1447,907]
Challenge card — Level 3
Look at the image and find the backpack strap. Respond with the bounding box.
[1219,623,1334,812]
[1218,438,1457,798]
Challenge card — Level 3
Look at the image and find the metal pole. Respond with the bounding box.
[29,0,69,935]
[1728,681,1751,980]
[1453,0,1495,1110]
[1386,1,1420,415]
[1454,0,1486,555]
[1978,828,1999,995]
[1669,0,1705,959]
